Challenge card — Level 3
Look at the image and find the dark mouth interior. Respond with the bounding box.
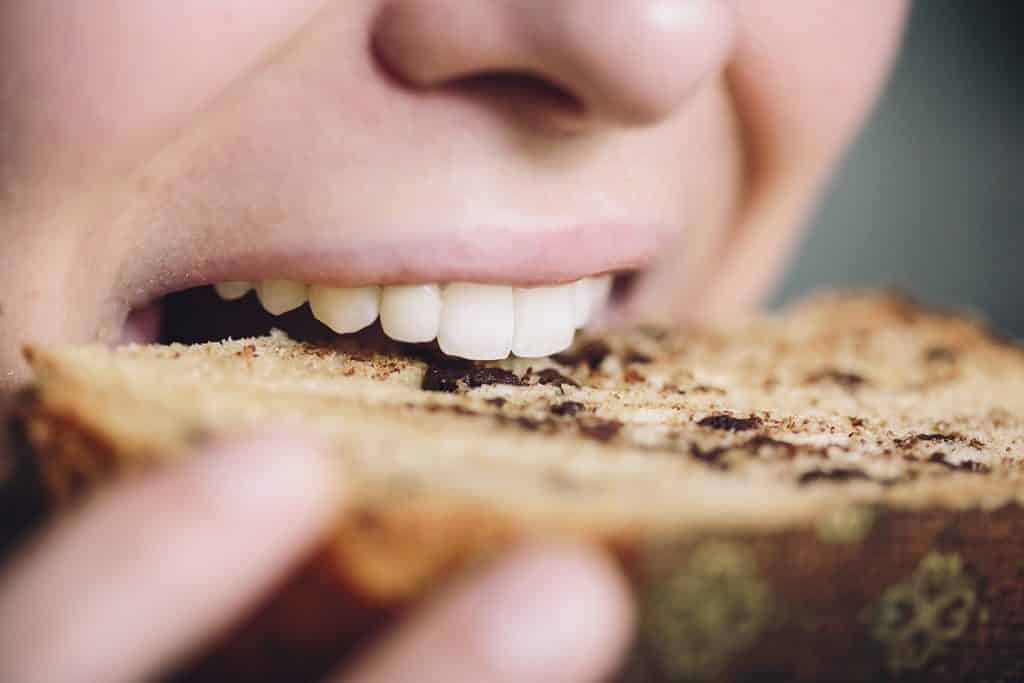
[160,286,336,346]
[157,272,639,347]
[610,271,637,304]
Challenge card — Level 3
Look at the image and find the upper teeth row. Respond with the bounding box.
[213,278,613,360]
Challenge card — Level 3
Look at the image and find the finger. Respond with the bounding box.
[0,430,343,683]
[340,544,634,683]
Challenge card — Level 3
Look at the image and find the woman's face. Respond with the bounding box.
[0,1,907,389]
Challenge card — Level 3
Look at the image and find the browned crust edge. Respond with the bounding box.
[9,396,1024,683]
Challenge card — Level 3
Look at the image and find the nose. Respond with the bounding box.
[372,0,735,130]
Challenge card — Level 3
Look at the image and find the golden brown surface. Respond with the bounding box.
[12,291,1024,681]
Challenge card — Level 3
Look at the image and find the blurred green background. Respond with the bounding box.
[775,2,1022,336]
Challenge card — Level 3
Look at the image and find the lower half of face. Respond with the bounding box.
[0,1,907,392]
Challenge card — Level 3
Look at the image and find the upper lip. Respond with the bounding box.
[126,221,661,306]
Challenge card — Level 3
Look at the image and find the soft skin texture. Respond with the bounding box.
[0,0,907,393]
[0,433,633,682]
[0,0,908,678]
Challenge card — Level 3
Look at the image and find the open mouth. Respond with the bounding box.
[128,273,639,361]
[118,222,655,360]
[116,223,651,362]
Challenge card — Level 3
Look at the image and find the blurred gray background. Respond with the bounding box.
[775,1,1023,337]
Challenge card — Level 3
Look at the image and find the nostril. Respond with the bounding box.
[449,71,586,120]
[372,0,735,132]
[370,1,589,123]
[371,27,583,117]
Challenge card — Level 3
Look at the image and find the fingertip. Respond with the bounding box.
[190,427,345,521]
[342,542,633,683]
[474,543,635,681]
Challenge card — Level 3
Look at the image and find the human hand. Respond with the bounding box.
[0,431,633,682]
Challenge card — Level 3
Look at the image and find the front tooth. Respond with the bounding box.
[571,280,592,328]
[512,284,575,358]
[257,280,307,315]
[309,285,380,333]
[589,275,613,313]
[438,283,514,360]
[214,281,252,301]
[380,284,442,343]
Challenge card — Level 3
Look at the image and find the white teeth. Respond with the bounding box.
[218,273,617,359]
[590,275,613,313]
[214,281,252,301]
[438,283,514,361]
[380,284,442,343]
[571,280,592,328]
[571,276,612,329]
[257,280,307,315]
[309,285,381,334]
[512,284,575,358]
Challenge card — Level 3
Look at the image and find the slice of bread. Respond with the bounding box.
[8,292,1024,682]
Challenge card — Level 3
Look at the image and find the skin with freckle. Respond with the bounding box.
[0,2,908,680]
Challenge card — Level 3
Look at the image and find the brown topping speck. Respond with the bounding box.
[686,435,809,471]
[928,452,991,474]
[424,403,478,417]
[624,368,646,384]
[421,368,462,392]
[689,444,729,470]
[533,368,580,389]
[551,401,585,417]
[895,432,985,450]
[465,367,522,387]
[805,369,868,389]
[553,340,611,370]
[698,414,763,432]
[624,350,653,364]
[422,365,522,392]
[305,345,335,359]
[493,414,557,433]
[798,468,872,486]
[485,397,507,409]
[241,344,257,357]
[515,417,544,431]
[745,435,799,459]
[578,418,623,443]
[918,433,956,442]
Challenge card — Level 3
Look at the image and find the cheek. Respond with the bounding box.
[730,1,909,176]
[0,0,328,176]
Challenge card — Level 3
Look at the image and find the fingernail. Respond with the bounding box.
[194,429,342,517]
[473,545,633,679]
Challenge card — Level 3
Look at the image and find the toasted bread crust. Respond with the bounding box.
[18,396,1024,682]
[9,292,1024,681]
